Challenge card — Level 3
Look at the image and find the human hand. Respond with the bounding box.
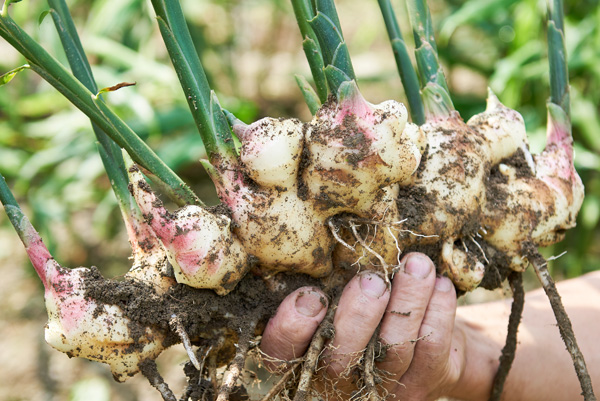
[260,252,467,400]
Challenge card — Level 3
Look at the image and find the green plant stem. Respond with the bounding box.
[291,0,327,103]
[308,0,356,96]
[407,0,441,86]
[46,0,94,92]
[291,0,317,44]
[0,12,200,206]
[0,173,53,276]
[295,74,321,115]
[150,0,236,165]
[47,0,132,209]
[547,0,570,118]
[315,0,342,33]
[1,176,55,288]
[406,0,454,119]
[545,0,575,175]
[377,0,424,125]
[421,83,454,121]
[0,174,23,235]
[49,0,193,207]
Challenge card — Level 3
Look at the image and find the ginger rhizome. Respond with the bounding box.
[127,82,582,295]
[2,80,583,390]
[3,204,167,381]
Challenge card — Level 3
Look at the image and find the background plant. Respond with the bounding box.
[0,0,598,399]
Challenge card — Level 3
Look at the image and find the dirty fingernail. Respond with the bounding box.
[295,290,326,317]
[360,273,387,298]
[405,254,433,279]
[435,276,453,292]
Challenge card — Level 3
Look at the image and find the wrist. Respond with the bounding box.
[446,311,506,401]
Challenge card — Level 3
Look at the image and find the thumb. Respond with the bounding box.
[260,287,328,371]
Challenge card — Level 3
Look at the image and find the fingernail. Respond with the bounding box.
[404,254,433,279]
[435,276,453,292]
[295,290,326,317]
[359,272,387,298]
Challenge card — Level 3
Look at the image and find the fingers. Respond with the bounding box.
[260,252,463,400]
[322,272,390,392]
[394,274,460,399]
[377,253,437,377]
[260,286,328,370]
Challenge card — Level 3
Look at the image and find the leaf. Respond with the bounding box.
[94,81,136,98]
[314,0,342,33]
[309,12,344,66]
[0,64,30,86]
[38,9,52,26]
[323,65,351,96]
[0,0,22,17]
[422,83,454,121]
[301,37,327,102]
[331,42,354,81]
[336,79,362,104]
[294,74,321,115]
[572,91,600,153]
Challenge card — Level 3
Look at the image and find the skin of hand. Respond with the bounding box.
[260,253,600,401]
[452,270,600,401]
[260,252,466,400]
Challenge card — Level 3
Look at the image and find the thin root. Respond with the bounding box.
[364,328,382,401]
[329,219,356,252]
[350,222,391,279]
[489,271,524,401]
[293,293,340,401]
[346,215,438,240]
[170,313,201,370]
[530,251,597,401]
[216,325,256,401]
[140,359,177,401]
[198,345,213,377]
[547,250,567,261]
[209,348,219,396]
[469,235,490,264]
[178,345,215,401]
[260,362,301,401]
[386,226,402,270]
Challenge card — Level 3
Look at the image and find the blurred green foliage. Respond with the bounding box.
[0,0,598,280]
